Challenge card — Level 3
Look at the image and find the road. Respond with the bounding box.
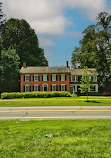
[0,106,111,120]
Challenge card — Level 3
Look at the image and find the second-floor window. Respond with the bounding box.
[43,74,47,81]
[25,75,30,81]
[52,74,56,81]
[34,75,39,81]
[71,76,78,82]
[91,76,97,82]
[61,74,65,81]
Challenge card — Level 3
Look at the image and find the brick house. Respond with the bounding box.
[20,62,98,93]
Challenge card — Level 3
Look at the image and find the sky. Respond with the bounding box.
[1,0,111,67]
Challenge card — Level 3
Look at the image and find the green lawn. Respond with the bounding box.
[0,97,111,107]
[0,120,111,158]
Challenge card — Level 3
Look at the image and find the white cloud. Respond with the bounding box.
[44,49,54,57]
[1,0,107,37]
[67,31,83,38]
[39,37,56,46]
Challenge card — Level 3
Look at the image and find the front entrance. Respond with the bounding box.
[43,84,48,91]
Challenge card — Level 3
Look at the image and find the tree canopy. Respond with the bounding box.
[71,12,111,85]
[1,18,48,67]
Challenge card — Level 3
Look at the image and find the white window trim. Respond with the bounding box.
[71,76,78,82]
[61,84,65,91]
[89,84,98,92]
[25,75,30,81]
[42,83,48,91]
[34,84,39,91]
[25,84,30,92]
[52,74,56,81]
[52,84,56,91]
[92,76,97,82]
[61,74,65,81]
[34,74,39,81]
[43,74,47,81]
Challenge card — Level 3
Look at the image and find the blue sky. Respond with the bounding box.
[1,0,111,67]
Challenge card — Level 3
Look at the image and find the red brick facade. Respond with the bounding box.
[20,73,70,92]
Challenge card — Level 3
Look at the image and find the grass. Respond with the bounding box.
[0,96,111,107]
[0,120,111,158]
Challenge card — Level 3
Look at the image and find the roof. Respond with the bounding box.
[20,66,98,76]
[20,66,71,74]
[70,68,99,76]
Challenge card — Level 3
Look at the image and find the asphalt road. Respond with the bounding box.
[0,106,111,120]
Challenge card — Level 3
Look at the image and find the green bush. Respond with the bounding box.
[1,91,72,99]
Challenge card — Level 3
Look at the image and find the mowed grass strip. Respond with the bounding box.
[0,98,111,107]
[0,120,111,158]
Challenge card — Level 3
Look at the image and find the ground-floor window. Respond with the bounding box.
[43,84,48,91]
[34,85,40,91]
[25,85,30,92]
[90,85,96,91]
[52,85,56,91]
[61,85,65,91]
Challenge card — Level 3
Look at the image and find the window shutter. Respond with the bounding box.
[56,85,58,91]
[24,86,25,92]
[60,75,61,81]
[51,75,52,81]
[33,86,34,91]
[65,75,66,81]
[60,85,61,91]
[38,86,40,91]
[91,76,93,81]
[42,75,43,81]
[78,76,81,82]
[65,85,67,91]
[30,76,31,81]
[56,75,57,81]
[30,86,31,92]
[51,85,52,91]
[38,75,40,81]
[47,75,49,81]
[24,76,25,81]
[33,76,34,81]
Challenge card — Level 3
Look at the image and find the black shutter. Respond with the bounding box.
[33,76,34,81]
[56,85,58,91]
[60,75,61,81]
[47,75,49,81]
[30,76,31,81]
[56,75,57,81]
[65,75,66,81]
[60,85,61,91]
[29,86,31,92]
[65,85,67,91]
[91,76,93,81]
[42,75,43,81]
[38,76,40,81]
[24,86,25,92]
[78,76,81,82]
[38,86,40,91]
[24,76,25,81]
[51,85,52,91]
[33,86,34,91]
[51,75,52,81]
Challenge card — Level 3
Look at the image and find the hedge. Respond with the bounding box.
[1,91,72,99]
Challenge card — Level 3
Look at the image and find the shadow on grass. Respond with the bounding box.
[91,100,101,103]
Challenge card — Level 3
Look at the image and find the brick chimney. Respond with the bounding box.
[66,61,69,67]
[23,62,26,68]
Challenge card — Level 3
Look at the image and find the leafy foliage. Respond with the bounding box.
[71,12,111,85]
[0,48,20,93]
[1,91,72,99]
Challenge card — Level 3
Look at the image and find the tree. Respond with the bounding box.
[1,18,48,67]
[0,2,6,34]
[0,48,20,93]
[71,12,111,85]
[79,66,92,101]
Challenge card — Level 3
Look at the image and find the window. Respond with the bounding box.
[52,74,56,81]
[43,74,47,81]
[25,75,30,81]
[52,85,56,91]
[43,84,48,91]
[25,85,30,92]
[61,85,65,91]
[34,75,39,81]
[91,76,97,82]
[71,76,78,82]
[90,85,96,91]
[34,85,39,91]
[61,74,65,81]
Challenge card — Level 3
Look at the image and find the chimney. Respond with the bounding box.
[78,66,80,69]
[23,62,26,68]
[66,61,69,67]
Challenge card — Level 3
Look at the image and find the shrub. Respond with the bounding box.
[1,91,72,99]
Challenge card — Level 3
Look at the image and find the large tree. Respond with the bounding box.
[71,12,111,85]
[1,18,48,67]
[0,48,20,93]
